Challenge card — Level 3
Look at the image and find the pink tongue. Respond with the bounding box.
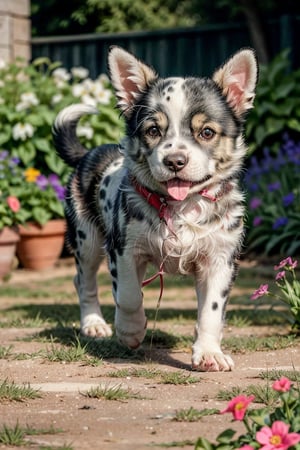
[167,179,192,201]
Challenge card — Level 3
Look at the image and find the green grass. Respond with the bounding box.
[44,336,101,365]
[0,379,41,402]
[107,366,161,379]
[259,369,300,382]
[152,440,195,448]
[0,423,70,448]
[223,334,297,353]
[0,345,13,358]
[107,367,201,384]
[217,383,280,407]
[81,383,144,401]
[0,423,27,446]
[159,371,200,385]
[173,407,218,422]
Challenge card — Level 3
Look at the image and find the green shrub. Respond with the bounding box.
[246,50,300,154]
[244,136,300,255]
[0,57,124,183]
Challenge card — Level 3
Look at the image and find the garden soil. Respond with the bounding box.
[0,261,299,450]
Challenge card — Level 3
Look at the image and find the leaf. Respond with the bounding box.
[216,429,236,444]
[17,144,36,166]
[287,118,300,132]
[34,138,52,153]
[45,152,67,176]
[0,132,10,146]
[194,437,214,450]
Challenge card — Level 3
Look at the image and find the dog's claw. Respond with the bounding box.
[191,351,234,372]
[81,314,112,338]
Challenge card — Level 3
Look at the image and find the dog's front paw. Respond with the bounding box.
[115,307,147,349]
[81,314,112,338]
[191,347,234,372]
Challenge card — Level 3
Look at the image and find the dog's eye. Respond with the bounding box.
[200,127,215,140]
[146,126,161,138]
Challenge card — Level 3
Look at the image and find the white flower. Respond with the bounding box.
[52,67,71,82]
[0,97,4,104]
[81,94,97,108]
[82,78,95,92]
[94,86,112,105]
[16,72,29,83]
[16,92,40,111]
[72,83,86,97]
[52,68,71,87]
[98,74,109,84]
[12,123,34,141]
[51,94,63,105]
[0,59,6,70]
[77,124,94,140]
[71,66,89,79]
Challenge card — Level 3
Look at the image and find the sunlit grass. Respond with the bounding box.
[173,407,218,422]
[0,379,41,402]
[81,383,144,401]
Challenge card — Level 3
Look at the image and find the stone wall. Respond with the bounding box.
[0,0,30,62]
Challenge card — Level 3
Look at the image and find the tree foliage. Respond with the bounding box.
[31,0,300,37]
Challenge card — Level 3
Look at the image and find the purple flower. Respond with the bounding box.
[249,183,259,193]
[48,174,60,187]
[253,216,262,227]
[10,157,20,166]
[36,174,48,190]
[268,181,281,192]
[0,150,8,160]
[251,284,269,300]
[274,257,298,270]
[272,217,288,230]
[275,271,286,281]
[54,185,66,201]
[250,197,262,210]
[282,192,295,207]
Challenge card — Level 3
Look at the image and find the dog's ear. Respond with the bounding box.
[108,46,158,116]
[213,49,258,117]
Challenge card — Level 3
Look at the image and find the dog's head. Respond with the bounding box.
[108,46,258,200]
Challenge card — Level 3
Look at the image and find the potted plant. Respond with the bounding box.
[0,149,67,271]
[0,151,25,278]
[15,165,67,270]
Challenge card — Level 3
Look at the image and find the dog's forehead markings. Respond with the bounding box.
[158,78,187,134]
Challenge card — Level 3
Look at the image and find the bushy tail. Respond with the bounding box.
[52,103,98,167]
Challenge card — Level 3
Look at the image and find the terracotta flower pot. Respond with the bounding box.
[17,219,66,270]
[0,226,20,279]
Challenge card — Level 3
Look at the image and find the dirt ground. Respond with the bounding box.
[0,262,299,450]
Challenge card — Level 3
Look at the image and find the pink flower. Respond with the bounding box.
[256,421,300,450]
[6,195,20,213]
[275,271,286,281]
[251,284,269,300]
[274,257,298,271]
[238,446,254,450]
[220,394,255,421]
[272,377,292,392]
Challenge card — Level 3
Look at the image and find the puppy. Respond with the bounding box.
[53,46,258,371]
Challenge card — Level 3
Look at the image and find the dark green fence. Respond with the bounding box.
[31,15,300,78]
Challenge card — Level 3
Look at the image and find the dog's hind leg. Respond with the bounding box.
[73,225,112,338]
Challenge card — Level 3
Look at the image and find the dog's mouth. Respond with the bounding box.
[164,175,212,201]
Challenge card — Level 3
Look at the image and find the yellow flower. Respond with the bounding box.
[24,167,41,182]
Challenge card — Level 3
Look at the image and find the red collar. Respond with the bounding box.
[131,177,231,222]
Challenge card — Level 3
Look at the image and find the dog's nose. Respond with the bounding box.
[163,152,188,172]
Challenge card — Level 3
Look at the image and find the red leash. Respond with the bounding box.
[142,262,165,303]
